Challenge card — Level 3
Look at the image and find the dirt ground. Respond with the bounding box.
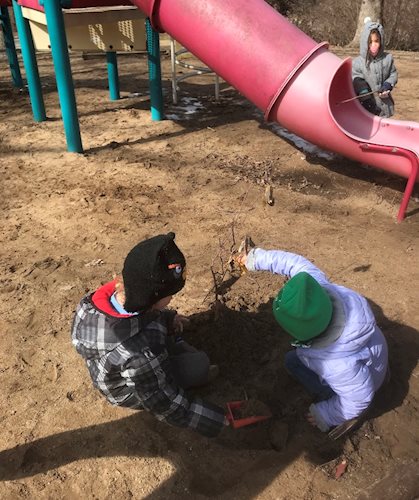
[0,45,418,500]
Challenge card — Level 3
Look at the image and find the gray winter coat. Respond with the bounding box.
[352,21,398,117]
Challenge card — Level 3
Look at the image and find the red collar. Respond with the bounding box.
[91,280,133,318]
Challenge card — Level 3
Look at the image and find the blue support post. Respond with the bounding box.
[12,0,46,121]
[42,0,82,152]
[106,51,120,101]
[145,18,164,120]
[0,6,23,88]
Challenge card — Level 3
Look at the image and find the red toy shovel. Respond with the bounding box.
[226,400,272,429]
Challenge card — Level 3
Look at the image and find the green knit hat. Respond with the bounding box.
[272,272,333,341]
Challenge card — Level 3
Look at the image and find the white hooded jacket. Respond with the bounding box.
[247,248,389,429]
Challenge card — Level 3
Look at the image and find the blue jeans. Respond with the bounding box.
[285,350,334,401]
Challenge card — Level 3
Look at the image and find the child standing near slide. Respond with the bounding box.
[352,18,398,117]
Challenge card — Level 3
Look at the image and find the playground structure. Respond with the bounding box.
[21,4,147,106]
[6,0,219,149]
[3,0,217,145]
[11,0,166,152]
[22,5,146,54]
[0,0,23,87]
[3,0,419,221]
[170,37,220,105]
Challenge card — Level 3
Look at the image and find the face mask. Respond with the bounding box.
[370,46,379,56]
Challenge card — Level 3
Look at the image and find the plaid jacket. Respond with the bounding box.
[71,281,225,437]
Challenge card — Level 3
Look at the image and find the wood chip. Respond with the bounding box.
[264,184,274,205]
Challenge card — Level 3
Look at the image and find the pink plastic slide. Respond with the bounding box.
[131,0,418,221]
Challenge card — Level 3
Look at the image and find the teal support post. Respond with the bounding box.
[106,51,120,101]
[12,0,46,121]
[0,6,23,88]
[42,0,82,152]
[145,18,164,121]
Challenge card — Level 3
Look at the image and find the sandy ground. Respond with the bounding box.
[0,45,418,499]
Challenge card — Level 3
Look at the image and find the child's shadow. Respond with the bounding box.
[366,299,419,419]
[0,304,333,497]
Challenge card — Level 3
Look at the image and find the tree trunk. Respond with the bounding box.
[348,0,383,47]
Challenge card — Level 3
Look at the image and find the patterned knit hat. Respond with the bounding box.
[122,232,186,313]
[272,272,333,341]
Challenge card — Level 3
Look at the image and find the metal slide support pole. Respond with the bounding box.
[0,6,23,88]
[360,143,419,222]
[170,37,177,104]
[42,0,82,152]
[145,18,164,120]
[12,0,46,121]
[106,51,120,100]
[395,151,419,222]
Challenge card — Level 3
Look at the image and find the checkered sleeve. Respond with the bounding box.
[105,342,226,438]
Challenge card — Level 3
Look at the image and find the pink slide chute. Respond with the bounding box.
[131,0,418,220]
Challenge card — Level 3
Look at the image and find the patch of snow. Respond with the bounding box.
[268,122,335,160]
[251,108,335,160]
[167,97,205,120]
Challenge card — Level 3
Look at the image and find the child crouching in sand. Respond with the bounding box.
[71,232,226,437]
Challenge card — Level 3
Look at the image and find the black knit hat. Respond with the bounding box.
[122,232,186,313]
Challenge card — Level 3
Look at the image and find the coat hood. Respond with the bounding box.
[72,281,163,361]
[298,284,378,360]
[360,20,385,59]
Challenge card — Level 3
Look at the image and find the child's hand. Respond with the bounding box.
[235,252,248,268]
[232,236,255,272]
[306,404,330,432]
[378,82,392,98]
[173,314,190,333]
[378,90,390,98]
[305,412,317,427]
